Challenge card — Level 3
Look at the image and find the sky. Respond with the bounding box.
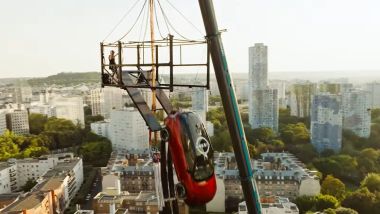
[1,0,380,78]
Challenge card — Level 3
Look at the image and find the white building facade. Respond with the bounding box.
[5,110,29,135]
[91,121,110,138]
[289,83,317,118]
[342,89,371,138]
[248,43,279,132]
[311,94,343,153]
[0,153,83,194]
[191,88,209,123]
[108,108,149,150]
[90,87,124,119]
[0,109,7,134]
[50,96,85,126]
[366,82,380,109]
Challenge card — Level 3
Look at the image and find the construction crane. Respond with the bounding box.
[100,0,262,213]
[198,1,262,213]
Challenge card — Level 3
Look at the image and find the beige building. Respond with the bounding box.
[2,175,67,214]
[93,191,188,214]
[5,109,29,135]
[0,154,83,213]
[254,152,320,200]
[103,149,155,193]
[211,152,319,212]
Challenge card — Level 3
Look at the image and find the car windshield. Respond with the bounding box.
[179,112,214,181]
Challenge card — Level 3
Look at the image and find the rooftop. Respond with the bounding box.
[74,210,95,214]
[3,192,47,212]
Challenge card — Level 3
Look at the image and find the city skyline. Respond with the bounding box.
[2,0,380,78]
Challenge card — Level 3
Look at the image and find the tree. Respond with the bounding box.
[252,127,275,143]
[84,115,104,131]
[0,131,21,160]
[321,175,346,201]
[357,148,380,177]
[43,117,82,149]
[279,108,309,128]
[211,130,232,152]
[280,123,310,145]
[342,188,376,214]
[315,194,339,211]
[44,117,77,132]
[371,108,380,123]
[323,208,336,214]
[22,178,37,192]
[29,113,48,135]
[247,144,257,158]
[79,141,112,166]
[0,131,50,160]
[271,139,285,151]
[321,149,336,157]
[295,195,316,214]
[360,173,380,193]
[334,207,358,214]
[288,143,318,164]
[313,155,358,182]
[84,106,92,116]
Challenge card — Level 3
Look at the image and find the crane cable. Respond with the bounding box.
[102,0,141,42]
[154,0,166,39]
[156,0,189,40]
[118,0,149,41]
[163,0,204,36]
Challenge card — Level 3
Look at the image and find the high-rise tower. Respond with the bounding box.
[248,44,278,131]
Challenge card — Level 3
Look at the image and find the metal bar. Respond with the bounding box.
[198,0,262,213]
[167,149,179,214]
[118,85,171,90]
[143,43,145,64]
[137,44,141,68]
[118,41,123,86]
[156,45,159,82]
[103,63,208,67]
[206,41,211,90]
[100,43,105,87]
[160,141,172,214]
[169,35,174,92]
[121,73,162,131]
[160,84,208,88]
[172,64,208,67]
[180,45,182,64]
[135,70,173,114]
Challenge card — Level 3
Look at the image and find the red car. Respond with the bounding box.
[163,111,217,205]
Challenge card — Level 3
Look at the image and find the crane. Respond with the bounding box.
[198,1,262,213]
[100,0,262,213]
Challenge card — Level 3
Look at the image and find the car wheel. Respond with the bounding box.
[175,183,186,199]
[160,128,170,142]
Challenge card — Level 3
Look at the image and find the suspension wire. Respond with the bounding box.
[118,0,149,42]
[102,0,140,42]
[154,0,165,39]
[156,0,171,35]
[158,0,190,40]
[139,1,150,44]
[137,2,147,43]
[161,13,190,40]
[163,0,204,37]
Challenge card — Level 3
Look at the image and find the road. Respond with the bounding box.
[82,171,102,210]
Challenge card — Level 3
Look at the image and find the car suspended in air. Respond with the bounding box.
[162,111,217,205]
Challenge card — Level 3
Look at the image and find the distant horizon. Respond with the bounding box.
[2,69,380,84]
[2,0,380,78]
